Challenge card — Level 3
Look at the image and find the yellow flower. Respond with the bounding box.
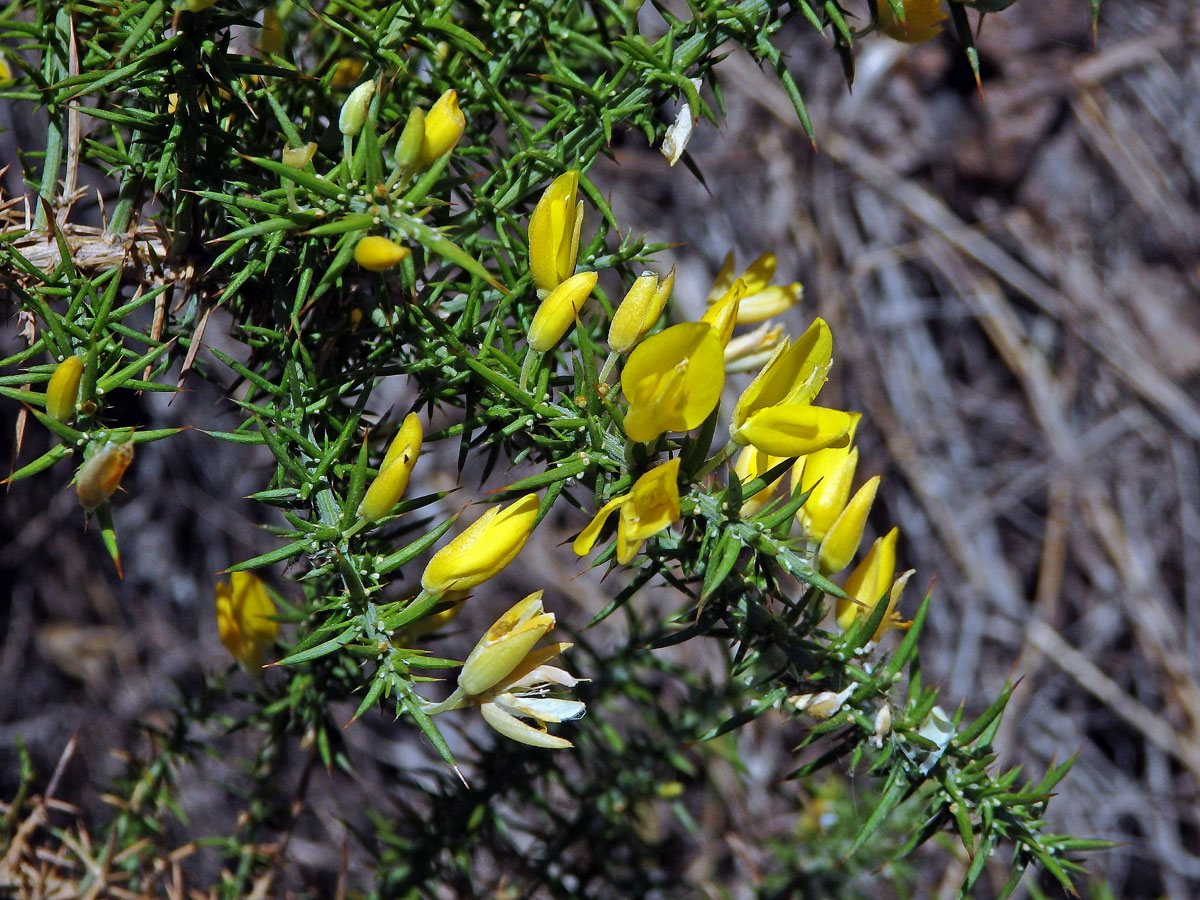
[608,267,675,353]
[835,526,897,630]
[358,413,423,521]
[338,80,376,137]
[355,235,411,271]
[421,494,540,593]
[707,251,803,325]
[877,0,948,43]
[45,355,83,423]
[433,592,585,749]
[528,270,597,352]
[574,458,681,564]
[836,528,914,640]
[528,171,584,295]
[75,437,134,510]
[791,413,862,541]
[730,317,855,458]
[215,571,279,671]
[733,447,786,517]
[457,591,556,695]
[330,58,365,89]
[621,323,724,443]
[731,318,833,433]
[817,475,881,574]
[417,89,465,167]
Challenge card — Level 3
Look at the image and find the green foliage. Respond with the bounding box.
[0,0,1105,897]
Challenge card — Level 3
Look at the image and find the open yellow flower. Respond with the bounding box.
[574,458,681,564]
[707,251,803,325]
[731,318,833,432]
[877,0,947,43]
[216,571,279,671]
[608,267,675,353]
[358,413,423,522]
[421,494,540,593]
[528,170,584,295]
[621,323,724,443]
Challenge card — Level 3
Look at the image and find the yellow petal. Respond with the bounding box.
[877,0,947,43]
[528,171,581,293]
[700,279,744,348]
[528,270,596,351]
[355,236,410,271]
[734,447,786,517]
[381,412,424,472]
[734,405,854,458]
[621,457,682,542]
[732,317,833,431]
[836,526,898,630]
[421,494,540,593]
[459,591,554,696]
[797,424,861,541]
[574,495,627,557]
[818,476,882,575]
[622,323,725,443]
[736,283,803,324]
[417,89,465,167]
[480,701,573,749]
[45,355,83,423]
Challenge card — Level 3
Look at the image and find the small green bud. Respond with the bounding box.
[394,107,426,171]
[339,80,376,137]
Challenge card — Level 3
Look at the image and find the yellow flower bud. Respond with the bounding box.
[339,80,376,137]
[421,493,540,593]
[528,270,596,352]
[45,355,83,423]
[417,89,465,168]
[458,591,556,696]
[282,141,317,169]
[836,526,898,631]
[818,475,881,574]
[528,170,584,294]
[608,267,674,353]
[75,438,134,510]
[394,107,426,171]
[216,571,279,671]
[330,58,365,89]
[354,235,411,271]
[877,0,947,43]
[795,445,857,540]
[621,323,724,443]
[358,413,423,521]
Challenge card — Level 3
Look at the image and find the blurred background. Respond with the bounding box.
[3,0,1199,896]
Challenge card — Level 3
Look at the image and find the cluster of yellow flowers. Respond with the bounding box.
[523,168,914,640]
[213,166,915,751]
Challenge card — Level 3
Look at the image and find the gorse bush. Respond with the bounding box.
[1,0,1107,897]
